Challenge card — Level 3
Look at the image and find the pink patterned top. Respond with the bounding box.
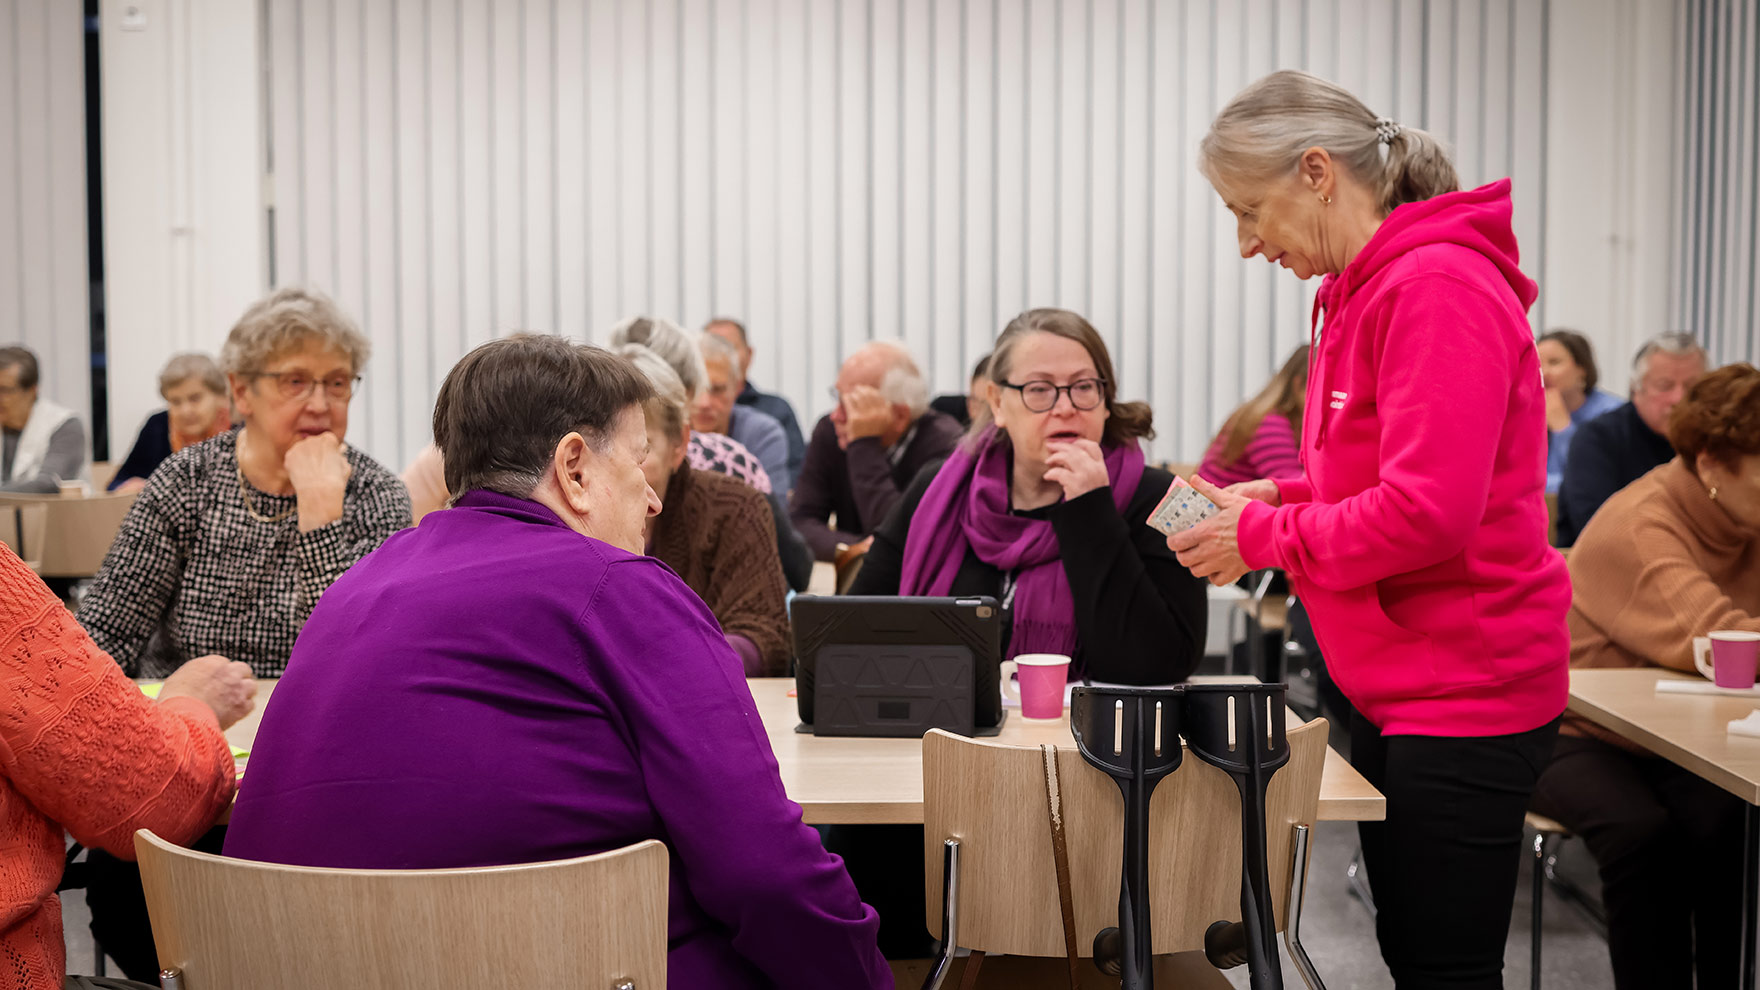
[688,432,772,495]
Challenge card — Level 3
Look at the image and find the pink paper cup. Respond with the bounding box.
[1001,654,1072,720]
[1696,631,1760,689]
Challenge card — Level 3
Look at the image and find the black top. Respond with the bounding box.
[789,411,965,560]
[849,458,1207,684]
[109,410,174,489]
[1556,400,1676,546]
[736,381,807,487]
[929,393,973,427]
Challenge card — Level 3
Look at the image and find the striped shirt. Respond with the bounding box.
[1197,412,1303,487]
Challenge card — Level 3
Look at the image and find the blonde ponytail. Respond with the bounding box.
[1200,70,1460,217]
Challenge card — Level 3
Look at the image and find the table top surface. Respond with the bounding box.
[213,675,1385,824]
[1568,667,1760,805]
[748,677,1384,823]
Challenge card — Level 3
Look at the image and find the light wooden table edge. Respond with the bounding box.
[1566,672,1760,806]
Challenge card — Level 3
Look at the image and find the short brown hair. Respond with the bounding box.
[432,335,654,498]
[980,308,1153,448]
[1538,329,1600,392]
[1667,363,1760,475]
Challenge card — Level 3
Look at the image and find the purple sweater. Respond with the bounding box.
[1197,411,1304,488]
[223,490,889,989]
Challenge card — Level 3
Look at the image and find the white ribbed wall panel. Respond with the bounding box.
[265,0,1551,469]
[0,1,89,428]
[1675,0,1760,368]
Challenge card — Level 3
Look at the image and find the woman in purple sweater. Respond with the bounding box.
[224,335,889,990]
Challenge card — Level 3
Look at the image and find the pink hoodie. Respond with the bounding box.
[1235,180,1570,737]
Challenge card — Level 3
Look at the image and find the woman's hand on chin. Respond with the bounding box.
[285,432,352,531]
[1043,438,1110,500]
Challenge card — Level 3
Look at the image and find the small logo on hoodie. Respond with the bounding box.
[1330,390,1347,410]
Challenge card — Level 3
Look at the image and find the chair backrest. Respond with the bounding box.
[0,502,47,572]
[134,830,669,990]
[89,460,118,492]
[921,717,1327,957]
[0,491,138,577]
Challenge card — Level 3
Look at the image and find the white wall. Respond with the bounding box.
[237,0,1555,471]
[0,0,90,429]
[99,0,265,457]
[1671,0,1760,370]
[122,0,1758,474]
[1542,0,1681,397]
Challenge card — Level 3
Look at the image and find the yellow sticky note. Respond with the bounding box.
[138,683,163,698]
[231,746,249,760]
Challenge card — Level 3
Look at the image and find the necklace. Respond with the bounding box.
[236,461,297,523]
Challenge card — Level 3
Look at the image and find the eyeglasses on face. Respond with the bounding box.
[1001,377,1106,413]
[254,371,361,402]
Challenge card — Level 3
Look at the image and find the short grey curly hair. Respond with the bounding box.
[221,286,372,378]
[158,352,227,396]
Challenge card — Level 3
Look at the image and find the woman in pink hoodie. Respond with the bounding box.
[1172,70,1570,989]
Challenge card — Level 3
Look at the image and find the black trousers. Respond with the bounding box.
[1352,713,1560,990]
[1531,733,1744,990]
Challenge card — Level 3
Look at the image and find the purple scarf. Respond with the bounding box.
[899,427,1146,661]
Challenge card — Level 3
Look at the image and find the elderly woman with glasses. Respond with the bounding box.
[851,308,1206,684]
[77,287,411,679]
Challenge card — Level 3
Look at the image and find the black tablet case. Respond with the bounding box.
[792,595,1003,737]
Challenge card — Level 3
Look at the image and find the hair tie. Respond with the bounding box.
[1374,117,1402,145]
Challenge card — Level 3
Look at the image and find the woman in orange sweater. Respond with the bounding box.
[0,544,255,990]
[1532,364,1760,990]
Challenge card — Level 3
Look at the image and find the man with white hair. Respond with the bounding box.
[789,341,962,561]
[1556,331,1708,545]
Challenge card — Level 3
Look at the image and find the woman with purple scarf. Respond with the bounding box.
[837,308,1207,956]
[850,307,1207,680]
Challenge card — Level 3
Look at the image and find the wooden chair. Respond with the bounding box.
[0,501,47,572]
[134,830,669,990]
[89,460,118,492]
[1524,811,1606,990]
[834,539,870,595]
[920,718,1330,989]
[0,490,138,578]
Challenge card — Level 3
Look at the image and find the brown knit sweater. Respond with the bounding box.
[650,462,792,676]
[1564,458,1760,749]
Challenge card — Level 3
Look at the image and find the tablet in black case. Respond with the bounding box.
[791,595,1003,737]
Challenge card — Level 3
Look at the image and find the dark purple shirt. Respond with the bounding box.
[223,490,888,989]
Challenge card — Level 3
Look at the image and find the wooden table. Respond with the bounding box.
[747,677,1385,823]
[218,678,1384,824]
[1569,667,1760,985]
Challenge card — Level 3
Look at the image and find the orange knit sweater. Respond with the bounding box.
[1,544,236,990]
[1565,458,1760,749]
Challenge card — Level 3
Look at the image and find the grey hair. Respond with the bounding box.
[1631,331,1707,382]
[1199,69,1460,217]
[616,343,690,440]
[606,315,705,398]
[865,341,930,419]
[221,286,371,377]
[158,352,227,396]
[696,331,743,377]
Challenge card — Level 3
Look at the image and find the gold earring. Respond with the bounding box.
[1319,194,1332,206]
[1710,486,1719,500]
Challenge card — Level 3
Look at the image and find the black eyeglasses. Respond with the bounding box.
[1002,378,1106,413]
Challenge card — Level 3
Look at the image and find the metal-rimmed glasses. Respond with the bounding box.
[253,371,362,402]
[1000,377,1106,413]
